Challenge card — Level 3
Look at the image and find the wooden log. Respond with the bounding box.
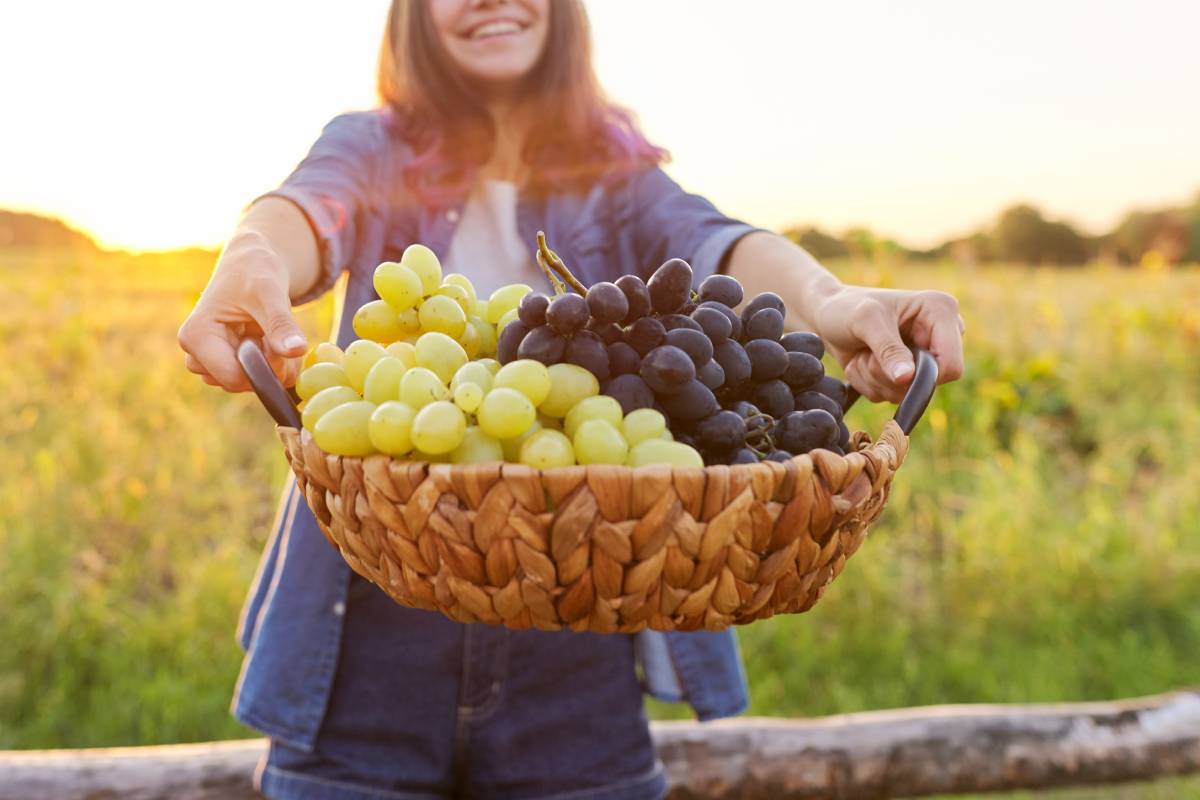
[1,689,1197,800]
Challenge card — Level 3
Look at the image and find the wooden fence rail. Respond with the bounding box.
[2,689,1198,799]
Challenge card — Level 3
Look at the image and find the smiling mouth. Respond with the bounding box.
[466,20,528,41]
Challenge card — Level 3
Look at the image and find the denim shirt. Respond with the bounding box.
[232,109,757,751]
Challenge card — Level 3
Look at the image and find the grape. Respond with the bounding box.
[451,426,504,464]
[385,341,417,369]
[517,324,567,364]
[712,340,752,388]
[453,382,483,413]
[742,291,785,320]
[751,379,795,419]
[744,308,785,342]
[696,410,746,453]
[546,293,589,334]
[814,376,850,409]
[626,439,704,469]
[621,408,667,447]
[368,400,416,455]
[564,395,624,439]
[434,282,472,316]
[780,331,825,359]
[475,299,491,323]
[399,367,449,409]
[586,319,623,345]
[680,300,697,315]
[539,363,600,417]
[496,308,520,333]
[783,351,825,391]
[418,294,467,338]
[793,390,844,421]
[311,341,344,365]
[400,244,443,295]
[729,400,760,419]
[585,282,628,324]
[501,420,542,462]
[640,345,696,395]
[487,283,533,324]
[451,361,494,395]
[363,357,407,404]
[764,450,794,463]
[373,261,424,311]
[615,274,652,324]
[573,419,629,465]
[415,332,468,384]
[479,358,501,374]
[397,308,421,335]
[697,359,725,391]
[691,307,731,344]
[353,299,407,343]
[660,429,674,441]
[730,448,760,465]
[625,317,666,356]
[301,385,360,432]
[410,400,467,454]
[838,420,852,451]
[697,301,742,340]
[313,400,377,456]
[773,409,840,455]
[745,339,788,381]
[343,340,389,393]
[442,273,478,314]
[698,274,743,308]
[518,292,550,328]
[660,314,703,333]
[602,374,655,415]
[465,316,495,358]
[565,331,611,381]
[664,328,713,367]
[496,320,530,364]
[647,258,694,314]
[607,342,641,376]
[297,362,350,401]
[477,387,536,439]
[493,359,552,406]
[659,380,719,421]
[519,429,576,469]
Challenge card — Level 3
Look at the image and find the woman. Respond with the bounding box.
[179,1,965,798]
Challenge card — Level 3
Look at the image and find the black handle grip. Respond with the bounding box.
[842,348,938,436]
[236,339,302,429]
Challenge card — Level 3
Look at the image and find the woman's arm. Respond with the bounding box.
[725,231,965,403]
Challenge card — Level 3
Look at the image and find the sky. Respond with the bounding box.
[1,0,1198,252]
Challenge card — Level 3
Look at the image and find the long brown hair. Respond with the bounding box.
[377,0,666,202]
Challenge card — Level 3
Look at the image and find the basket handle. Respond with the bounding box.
[236,339,302,429]
[842,347,938,436]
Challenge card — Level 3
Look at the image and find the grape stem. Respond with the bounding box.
[536,231,589,295]
[535,249,567,295]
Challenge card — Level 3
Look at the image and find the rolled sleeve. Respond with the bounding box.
[630,167,766,285]
[255,111,387,305]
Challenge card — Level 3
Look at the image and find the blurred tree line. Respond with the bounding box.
[785,190,1200,266]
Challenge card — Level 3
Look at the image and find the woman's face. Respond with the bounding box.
[429,0,550,95]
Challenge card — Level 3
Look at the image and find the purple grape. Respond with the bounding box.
[691,306,731,344]
[615,274,652,324]
[697,410,746,453]
[603,374,655,415]
[742,292,785,321]
[497,320,530,364]
[625,316,665,356]
[698,300,742,340]
[565,330,610,381]
[773,409,840,455]
[585,281,629,325]
[793,390,844,421]
[647,258,693,314]
[838,420,851,451]
[697,358,725,390]
[712,340,751,388]
[783,351,824,391]
[764,450,794,463]
[744,308,785,342]
[729,400,761,420]
[674,431,698,449]
[751,379,795,419]
[660,314,703,333]
[730,448,760,465]
[698,274,743,308]
[607,342,641,376]
[664,328,713,367]
[745,339,788,381]
[814,376,850,409]
[517,324,566,364]
[547,293,589,334]
[640,345,696,395]
[659,379,719,421]
[781,331,825,359]
[517,293,549,328]
[586,319,623,345]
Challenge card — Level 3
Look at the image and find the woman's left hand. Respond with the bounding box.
[812,286,965,403]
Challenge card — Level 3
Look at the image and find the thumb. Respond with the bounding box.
[855,306,914,384]
[252,289,307,358]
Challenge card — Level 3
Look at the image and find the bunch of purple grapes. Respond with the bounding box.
[498,256,853,465]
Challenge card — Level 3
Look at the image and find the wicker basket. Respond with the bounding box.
[238,341,936,633]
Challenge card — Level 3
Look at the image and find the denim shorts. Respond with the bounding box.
[257,573,666,800]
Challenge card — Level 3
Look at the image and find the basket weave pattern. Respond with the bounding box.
[279,421,908,633]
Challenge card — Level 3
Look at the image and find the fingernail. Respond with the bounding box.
[889,362,912,381]
[282,334,306,351]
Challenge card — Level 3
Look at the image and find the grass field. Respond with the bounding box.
[1,248,1197,796]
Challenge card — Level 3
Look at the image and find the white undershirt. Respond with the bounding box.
[442,180,544,296]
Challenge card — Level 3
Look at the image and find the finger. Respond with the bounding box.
[248,282,308,360]
[862,354,907,403]
[845,357,898,404]
[200,373,221,387]
[184,353,210,376]
[183,325,251,392]
[850,302,915,384]
[930,316,966,384]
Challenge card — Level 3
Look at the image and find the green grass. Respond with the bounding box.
[1,250,1197,797]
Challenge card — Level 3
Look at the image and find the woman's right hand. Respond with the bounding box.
[178,232,309,392]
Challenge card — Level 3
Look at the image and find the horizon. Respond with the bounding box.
[2,1,1199,252]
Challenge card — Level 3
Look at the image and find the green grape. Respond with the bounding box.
[539,363,600,417]
[493,359,551,406]
[468,316,497,358]
[660,430,674,441]
[417,295,467,338]
[313,342,344,366]
[501,420,541,462]
[573,419,629,465]
[373,260,423,311]
[519,429,576,469]
[410,400,466,454]
[486,283,532,324]
[450,362,494,395]
[399,367,449,409]
[368,401,416,455]
[385,341,417,369]
[296,362,350,401]
[458,320,481,358]
[301,385,360,432]
[478,358,501,375]
[313,400,377,456]
[343,340,389,393]
[363,356,406,404]
[477,387,536,439]
[564,395,623,440]
[412,449,451,463]
[435,282,473,316]
[442,273,478,313]
[400,243,443,295]
[453,382,483,413]
[415,331,468,384]
[397,307,421,334]
[622,409,667,447]
[496,307,519,333]
[474,299,491,324]
[451,426,504,464]
[626,439,704,469]
[353,299,407,343]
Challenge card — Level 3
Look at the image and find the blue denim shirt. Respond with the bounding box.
[233,109,756,751]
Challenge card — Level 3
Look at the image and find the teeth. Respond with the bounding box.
[472,21,521,39]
